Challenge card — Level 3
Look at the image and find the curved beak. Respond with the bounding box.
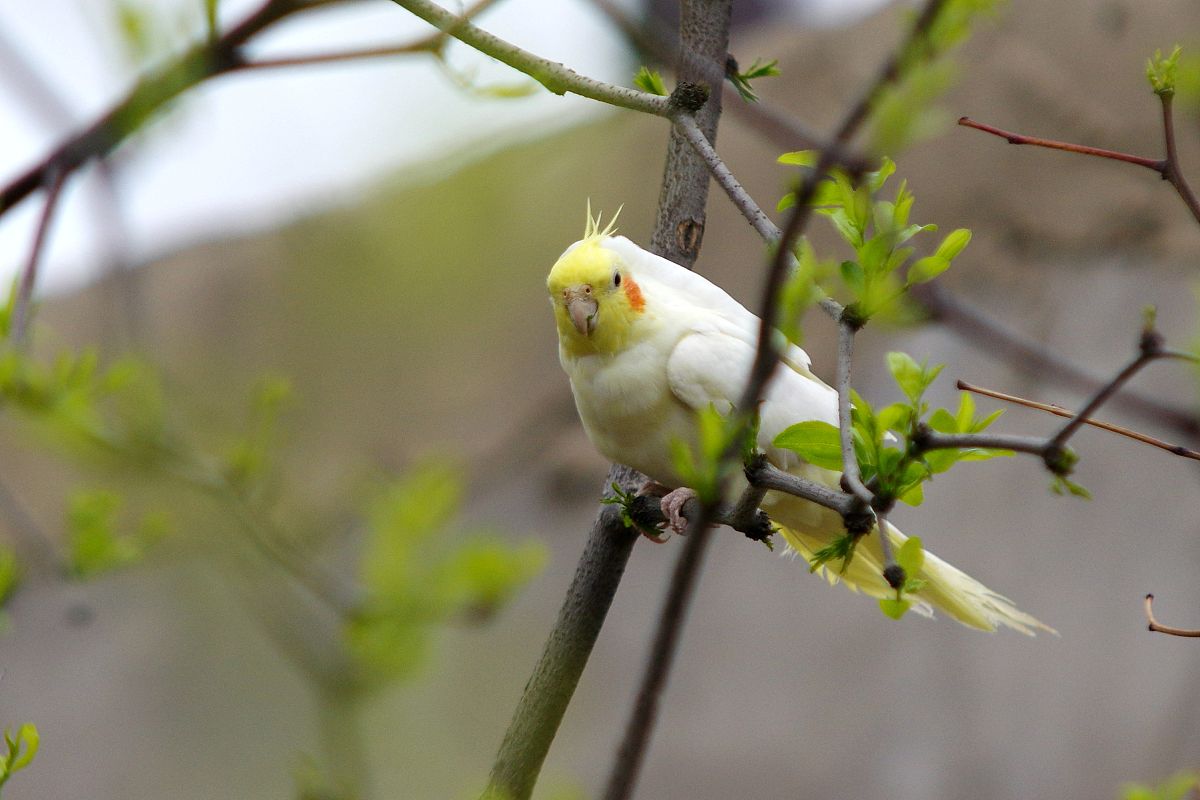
[564,286,598,336]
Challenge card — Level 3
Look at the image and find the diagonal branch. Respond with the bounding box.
[956,380,1200,461]
[10,168,67,346]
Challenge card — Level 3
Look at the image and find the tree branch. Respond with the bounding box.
[956,380,1200,461]
[10,167,67,346]
[386,0,669,116]
[1144,594,1200,638]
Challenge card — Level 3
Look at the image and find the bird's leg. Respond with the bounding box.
[634,481,683,542]
[658,487,699,536]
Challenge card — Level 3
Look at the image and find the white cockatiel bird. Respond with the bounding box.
[547,213,1053,635]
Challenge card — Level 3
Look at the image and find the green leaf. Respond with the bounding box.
[777,150,817,167]
[773,420,843,470]
[728,58,780,102]
[10,725,37,771]
[906,255,950,285]
[1147,45,1182,97]
[0,546,19,607]
[839,260,865,296]
[927,407,958,433]
[879,597,911,620]
[886,352,924,403]
[934,227,972,261]
[634,66,667,96]
[895,536,925,575]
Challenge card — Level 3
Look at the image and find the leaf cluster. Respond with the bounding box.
[348,464,546,686]
[869,0,1003,153]
[1122,772,1200,800]
[669,405,757,504]
[778,154,971,322]
[727,57,780,103]
[0,724,38,797]
[778,352,1007,511]
[1147,45,1182,98]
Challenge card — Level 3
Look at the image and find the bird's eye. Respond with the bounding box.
[613,271,622,287]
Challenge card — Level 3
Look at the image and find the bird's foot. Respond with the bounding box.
[658,487,698,536]
[634,481,690,541]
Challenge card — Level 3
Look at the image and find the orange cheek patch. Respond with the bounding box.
[623,277,645,312]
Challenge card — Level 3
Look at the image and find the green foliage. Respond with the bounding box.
[66,489,169,579]
[808,532,861,575]
[0,723,38,796]
[869,0,1003,153]
[224,375,292,494]
[669,405,745,503]
[777,155,971,322]
[772,420,842,471]
[0,545,18,610]
[600,481,639,529]
[727,57,780,103]
[1122,772,1200,800]
[777,238,833,346]
[348,464,546,685]
[1147,45,1182,98]
[776,352,1009,526]
[878,535,929,620]
[634,66,667,96]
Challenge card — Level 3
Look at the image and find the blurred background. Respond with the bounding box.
[1,0,1199,798]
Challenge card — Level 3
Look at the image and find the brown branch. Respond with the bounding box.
[10,168,67,346]
[1144,594,1200,637]
[959,102,1200,228]
[913,283,1200,437]
[232,0,501,72]
[957,116,1163,169]
[956,380,1200,462]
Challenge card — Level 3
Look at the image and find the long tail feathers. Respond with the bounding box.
[776,523,1056,636]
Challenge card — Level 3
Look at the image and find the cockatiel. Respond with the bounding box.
[547,214,1052,635]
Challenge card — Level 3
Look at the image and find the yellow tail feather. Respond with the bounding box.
[776,521,1056,636]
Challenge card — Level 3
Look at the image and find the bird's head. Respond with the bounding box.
[547,209,646,357]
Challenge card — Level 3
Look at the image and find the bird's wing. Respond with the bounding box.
[665,324,839,468]
[606,235,826,383]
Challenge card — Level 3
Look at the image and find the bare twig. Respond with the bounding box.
[957,116,1163,169]
[959,99,1200,228]
[914,283,1200,437]
[1144,594,1200,637]
[10,168,67,346]
[957,380,1200,461]
[233,0,501,72]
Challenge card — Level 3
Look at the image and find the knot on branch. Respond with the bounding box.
[839,303,868,331]
[1139,326,1166,358]
[674,217,704,259]
[738,510,774,542]
[882,563,907,590]
[669,81,710,113]
[1042,443,1078,476]
[842,507,874,536]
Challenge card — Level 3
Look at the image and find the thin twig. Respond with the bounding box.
[914,283,1199,436]
[957,380,1200,461]
[957,116,1163,169]
[10,168,67,346]
[233,0,501,72]
[833,0,949,143]
[1144,594,1200,637]
[959,102,1200,228]
[1157,93,1200,229]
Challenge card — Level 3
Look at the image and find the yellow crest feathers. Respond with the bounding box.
[582,201,623,241]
